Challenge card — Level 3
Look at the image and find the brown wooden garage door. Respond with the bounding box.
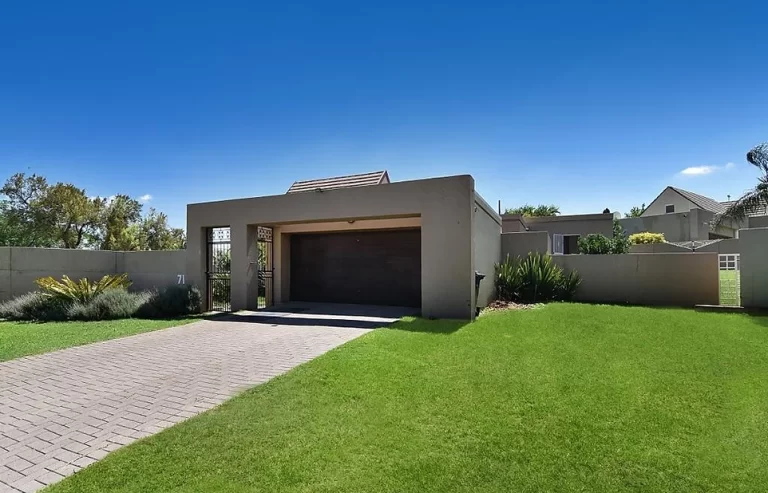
[290,229,421,307]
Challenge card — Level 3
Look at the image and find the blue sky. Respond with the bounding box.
[1,1,767,227]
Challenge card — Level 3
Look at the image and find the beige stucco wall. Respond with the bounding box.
[473,194,502,309]
[501,231,550,259]
[695,238,740,254]
[117,251,187,292]
[749,216,768,229]
[621,209,717,242]
[552,253,719,306]
[630,243,691,253]
[502,213,614,238]
[642,188,697,216]
[0,248,186,301]
[739,227,768,308]
[187,175,477,319]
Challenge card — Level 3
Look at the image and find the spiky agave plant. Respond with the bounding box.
[35,273,132,303]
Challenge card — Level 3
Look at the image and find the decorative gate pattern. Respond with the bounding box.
[719,253,740,306]
[207,227,231,311]
[257,226,273,309]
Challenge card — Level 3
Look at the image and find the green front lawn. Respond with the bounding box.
[49,304,768,492]
[0,318,199,362]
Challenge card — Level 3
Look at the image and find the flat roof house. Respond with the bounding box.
[187,172,501,320]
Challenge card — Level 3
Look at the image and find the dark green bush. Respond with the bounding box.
[67,290,151,321]
[0,292,70,321]
[494,252,581,303]
[136,284,202,319]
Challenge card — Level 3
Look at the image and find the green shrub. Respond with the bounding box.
[578,234,613,254]
[494,253,580,303]
[35,274,132,303]
[629,232,665,244]
[0,292,70,321]
[136,284,202,319]
[67,290,151,321]
[579,219,631,254]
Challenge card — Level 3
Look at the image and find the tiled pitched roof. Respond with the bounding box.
[720,199,768,217]
[286,171,389,194]
[669,187,727,214]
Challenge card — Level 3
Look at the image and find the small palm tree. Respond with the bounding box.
[718,142,768,224]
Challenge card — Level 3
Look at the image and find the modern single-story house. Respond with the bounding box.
[502,212,616,254]
[187,172,501,320]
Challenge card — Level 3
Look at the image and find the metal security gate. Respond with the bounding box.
[257,226,273,309]
[719,253,740,306]
[207,227,231,311]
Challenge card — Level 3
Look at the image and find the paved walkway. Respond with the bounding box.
[0,310,386,492]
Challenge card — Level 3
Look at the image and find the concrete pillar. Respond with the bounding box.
[740,227,768,308]
[245,225,260,310]
[230,222,248,311]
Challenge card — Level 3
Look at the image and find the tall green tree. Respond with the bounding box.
[137,208,186,250]
[719,142,768,223]
[505,204,560,216]
[98,195,143,250]
[40,183,104,248]
[625,204,645,218]
[0,173,57,247]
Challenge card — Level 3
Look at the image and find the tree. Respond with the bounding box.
[602,208,611,214]
[0,173,58,247]
[98,195,142,250]
[137,208,186,250]
[625,204,645,218]
[505,204,560,216]
[718,142,768,224]
[0,172,185,250]
[40,183,104,248]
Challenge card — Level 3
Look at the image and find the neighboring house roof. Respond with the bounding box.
[668,187,727,214]
[287,171,390,194]
[720,199,768,217]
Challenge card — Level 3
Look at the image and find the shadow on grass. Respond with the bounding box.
[201,312,468,334]
[382,318,468,334]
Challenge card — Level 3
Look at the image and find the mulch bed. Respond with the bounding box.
[481,300,543,313]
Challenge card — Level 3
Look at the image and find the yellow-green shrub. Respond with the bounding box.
[35,274,132,303]
[629,232,665,245]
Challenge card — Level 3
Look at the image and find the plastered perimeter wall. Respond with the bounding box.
[473,194,502,308]
[501,231,550,260]
[0,248,186,301]
[739,227,768,308]
[552,253,719,306]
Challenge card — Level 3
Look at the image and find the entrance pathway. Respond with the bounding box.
[0,307,401,492]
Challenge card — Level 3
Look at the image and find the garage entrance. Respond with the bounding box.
[290,229,421,307]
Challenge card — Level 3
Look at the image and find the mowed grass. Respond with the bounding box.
[719,269,741,305]
[0,318,199,362]
[49,304,768,492]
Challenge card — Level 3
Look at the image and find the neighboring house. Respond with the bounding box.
[620,186,748,241]
[187,171,501,320]
[502,212,616,254]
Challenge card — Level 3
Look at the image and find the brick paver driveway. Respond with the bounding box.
[0,304,406,492]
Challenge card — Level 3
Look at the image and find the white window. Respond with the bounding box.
[665,204,675,214]
[553,234,564,255]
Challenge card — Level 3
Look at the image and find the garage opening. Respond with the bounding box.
[290,228,421,307]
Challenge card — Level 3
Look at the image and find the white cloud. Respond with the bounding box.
[678,162,736,177]
[138,194,152,203]
[680,166,716,176]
